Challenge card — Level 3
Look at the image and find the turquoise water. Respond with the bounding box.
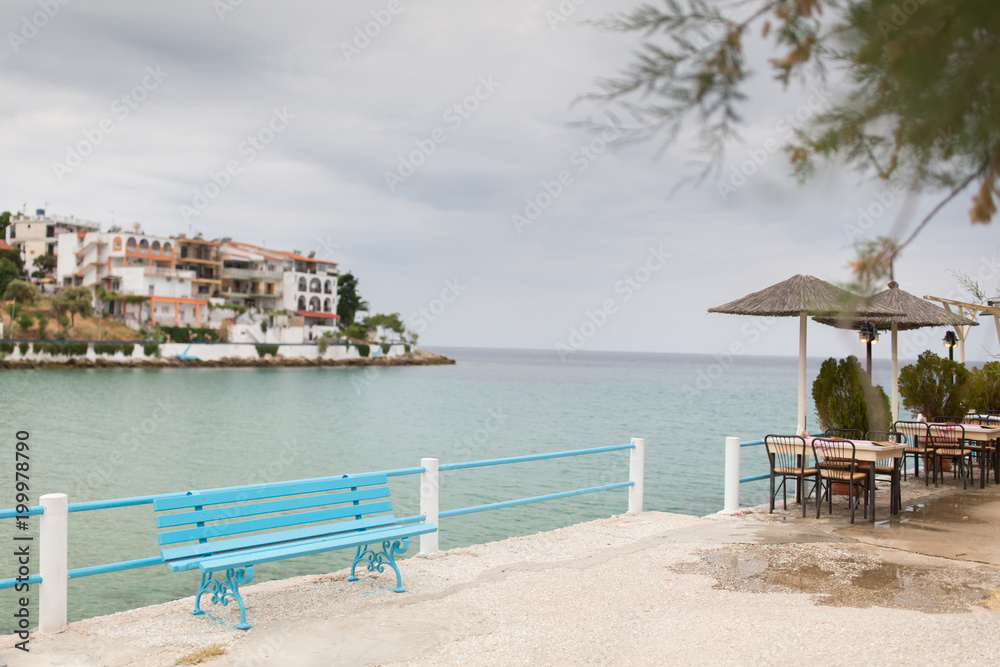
[1,348,893,629]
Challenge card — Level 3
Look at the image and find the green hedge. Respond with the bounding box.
[0,341,13,355]
[255,344,280,358]
[19,342,29,356]
[160,326,222,343]
[356,344,370,358]
[143,343,159,357]
[93,343,119,355]
[381,343,390,355]
[32,342,90,357]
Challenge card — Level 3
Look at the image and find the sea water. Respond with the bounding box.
[0,347,901,628]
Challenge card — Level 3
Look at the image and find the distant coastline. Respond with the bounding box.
[0,347,454,370]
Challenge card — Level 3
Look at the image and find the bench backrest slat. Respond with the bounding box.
[160,514,398,562]
[155,486,389,529]
[153,472,388,511]
[158,500,393,546]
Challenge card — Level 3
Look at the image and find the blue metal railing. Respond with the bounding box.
[0,445,632,591]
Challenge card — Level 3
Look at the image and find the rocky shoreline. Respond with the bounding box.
[0,349,455,370]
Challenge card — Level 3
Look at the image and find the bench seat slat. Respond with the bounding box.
[156,486,390,528]
[186,523,438,573]
[161,514,398,565]
[158,500,393,546]
[153,472,388,511]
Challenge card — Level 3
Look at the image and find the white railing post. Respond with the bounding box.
[39,493,68,634]
[721,436,741,514]
[628,437,645,514]
[419,458,439,556]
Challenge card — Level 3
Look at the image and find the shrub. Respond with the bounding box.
[356,344,370,358]
[898,351,970,419]
[65,342,89,356]
[16,311,35,334]
[143,343,160,357]
[18,342,29,356]
[405,344,412,353]
[812,356,892,433]
[0,341,14,355]
[94,343,120,355]
[317,336,330,355]
[965,361,1000,413]
[159,326,221,343]
[2,279,39,305]
[381,343,390,355]
[32,341,48,354]
[121,343,134,356]
[255,344,280,358]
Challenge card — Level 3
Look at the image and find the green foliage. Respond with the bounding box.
[16,311,34,333]
[32,341,89,357]
[32,254,57,274]
[260,321,267,333]
[93,342,132,356]
[34,312,48,337]
[381,343,390,355]
[317,336,330,355]
[898,351,970,419]
[121,343,134,356]
[255,344,280,358]
[336,272,369,327]
[588,1,1000,273]
[344,322,367,341]
[143,342,160,357]
[209,303,246,314]
[159,325,221,343]
[52,286,93,326]
[0,211,9,238]
[18,342,28,355]
[964,362,1000,413]
[356,343,370,358]
[0,341,13,355]
[365,312,406,337]
[405,344,412,353]
[812,356,891,433]
[0,257,18,294]
[3,279,38,305]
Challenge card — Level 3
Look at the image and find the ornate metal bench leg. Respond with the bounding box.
[192,570,209,616]
[196,566,255,630]
[352,538,411,592]
[348,545,363,582]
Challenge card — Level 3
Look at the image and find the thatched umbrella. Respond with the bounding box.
[813,281,978,422]
[709,274,904,432]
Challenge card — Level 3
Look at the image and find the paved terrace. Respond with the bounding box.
[2,478,998,666]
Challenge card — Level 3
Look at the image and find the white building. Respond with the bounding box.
[4,209,100,276]
[57,229,209,325]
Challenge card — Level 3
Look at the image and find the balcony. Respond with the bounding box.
[222,288,279,299]
[224,267,282,280]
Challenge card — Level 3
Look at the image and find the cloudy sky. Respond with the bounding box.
[2,0,998,361]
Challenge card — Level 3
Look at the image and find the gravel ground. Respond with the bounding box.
[2,479,998,667]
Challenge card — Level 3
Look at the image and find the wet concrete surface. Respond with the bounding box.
[672,543,1000,613]
[671,479,1000,614]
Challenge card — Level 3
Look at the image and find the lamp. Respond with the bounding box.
[943,330,957,361]
[858,321,878,378]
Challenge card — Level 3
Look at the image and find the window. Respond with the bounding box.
[46,225,55,238]
[180,246,188,258]
[113,237,122,251]
[148,285,154,295]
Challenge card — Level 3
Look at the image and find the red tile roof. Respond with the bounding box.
[295,310,341,320]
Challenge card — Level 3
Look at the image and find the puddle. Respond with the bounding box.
[896,492,995,525]
[674,544,1000,613]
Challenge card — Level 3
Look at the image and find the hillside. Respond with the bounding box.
[0,297,143,341]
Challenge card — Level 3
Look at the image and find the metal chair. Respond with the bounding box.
[764,435,819,517]
[812,437,868,524]
[865,430,904,513]
[928,424,972,488]
[892,420,928,480]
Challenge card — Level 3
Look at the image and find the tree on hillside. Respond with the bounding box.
[0,211,10,240]
[33,254,57,275]
[52,286,93,327]
[3,279,39,305]
[0,257,18,295]
[336,272,369,328]
[364,312,405,340]
[587,1,1000,286]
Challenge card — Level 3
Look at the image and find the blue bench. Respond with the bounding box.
[153,472,436,630]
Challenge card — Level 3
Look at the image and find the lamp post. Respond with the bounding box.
[858,321,879,379]
[943,330,957,361]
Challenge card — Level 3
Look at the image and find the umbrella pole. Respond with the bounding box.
[798,313,807,433]
[891,323,899,424]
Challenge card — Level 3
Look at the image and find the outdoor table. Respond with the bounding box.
[766,438,906,522]
[895,422,1000,488]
